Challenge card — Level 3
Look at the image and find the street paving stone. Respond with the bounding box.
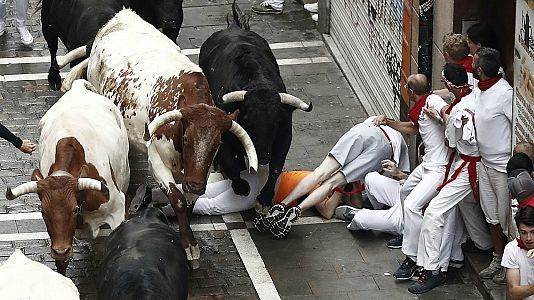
[0,0,496,299]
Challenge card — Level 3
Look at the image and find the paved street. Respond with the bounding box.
[0,0,491,299]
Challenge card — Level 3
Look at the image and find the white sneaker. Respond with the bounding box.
[0,23,5,36]
[17,26,33,45]
[304,2,318,13]
[311,14,318,22]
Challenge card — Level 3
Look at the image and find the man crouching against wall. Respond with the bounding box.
[501,159,534,300]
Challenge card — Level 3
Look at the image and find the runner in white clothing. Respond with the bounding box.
[408,63,492,294]
[473,47,514,282]
[374,73,450,281]
[502,205,534,300]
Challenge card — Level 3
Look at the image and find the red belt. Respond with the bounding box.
[378,126,395,164]
[378,126,391,142]
[436,150,481,201]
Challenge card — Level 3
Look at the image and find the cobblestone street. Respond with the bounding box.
[0,0,494,299]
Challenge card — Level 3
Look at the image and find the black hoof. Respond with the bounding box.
[48,72,61,91]
[232,179,250,196]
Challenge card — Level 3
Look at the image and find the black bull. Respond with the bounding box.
[199,3,312,208]
[41,0,183,90]
[97,208,188,300]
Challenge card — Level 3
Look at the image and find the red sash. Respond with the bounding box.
[458,56,473,73]
[334,183,365,196]
[517,194,534,209]
[478,76,501,91]
[437,152,481,200]
[408,93,431,129]
[445,89,471,114]
[517,237,530,250]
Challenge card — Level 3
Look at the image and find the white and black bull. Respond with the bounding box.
[5,80,130,275]
[41,0,183,90]
[60,9,257,268]
[199,2,312,211]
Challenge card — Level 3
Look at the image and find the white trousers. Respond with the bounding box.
[478,163,513,237]
[401,164,445,258]
[265,0,284,10]
[191,171,263,215]
[354,171,466,270]
[347,172,403,235]
[417,160,492,270]
[0,0,29,27]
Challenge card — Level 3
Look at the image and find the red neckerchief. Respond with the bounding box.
[333,183,365,196]
[517,194,534,209]
[517,237,530,250]
[445,88,471,114]
[478,76,501,91]
[408,93,432,129]
[458,56,473,73]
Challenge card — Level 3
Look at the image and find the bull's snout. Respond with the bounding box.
[184,181,206,195]
[258,156,271,165]
[51,246,72,260]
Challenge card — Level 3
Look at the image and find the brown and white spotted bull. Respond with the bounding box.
[5,80,130,275]
[61,9,258,268]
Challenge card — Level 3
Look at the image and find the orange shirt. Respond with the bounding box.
[274,171,320,205]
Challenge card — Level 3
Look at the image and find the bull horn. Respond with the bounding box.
[279,93,313,112]
[5,182,38,200]
[56,46,87,69]
[143,110,183,141]
[77,178,109,197]
[228,121,258,173]
[222,91,247,103]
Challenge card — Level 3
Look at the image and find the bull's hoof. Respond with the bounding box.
[189,259,200,270]
[184,243,201,269]
[231,179,250,196]
[48,72,61,91]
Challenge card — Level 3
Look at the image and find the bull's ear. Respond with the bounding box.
[31,169,43,181]
[228,109,240,120]
[79,165,90,178]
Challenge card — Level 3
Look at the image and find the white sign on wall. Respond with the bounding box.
[514,0,534,143]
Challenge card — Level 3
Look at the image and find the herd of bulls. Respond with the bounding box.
[3,0,312,299]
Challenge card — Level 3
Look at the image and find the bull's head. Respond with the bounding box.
[144,103,257,195]
[5,168,108,274]
[130,0,183,42]
[222,89,312,165]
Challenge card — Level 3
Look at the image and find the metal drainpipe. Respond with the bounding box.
[408,0,434,168]
[418,0,434,81]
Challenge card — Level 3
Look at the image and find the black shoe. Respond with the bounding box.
[393,257,419,280]
[269,206,301,239]
[252,203,286,232]
[449,259,464,269]
[408,269,446,294]
[387,235,403,249]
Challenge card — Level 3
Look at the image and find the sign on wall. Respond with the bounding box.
[514,0,534,143]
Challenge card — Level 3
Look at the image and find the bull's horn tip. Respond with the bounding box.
[305,102,313,112]
[143,124,151,141]
[5,187,14,200]
[101,183,109,197]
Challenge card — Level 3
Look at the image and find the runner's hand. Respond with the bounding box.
[381,159,400,177]
[373,115,388,126]
[19,140,36,154]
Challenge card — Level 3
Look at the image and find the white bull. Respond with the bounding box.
[60,9,257,268]
[6,80,130,274]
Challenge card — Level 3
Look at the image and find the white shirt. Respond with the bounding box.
[364,117,410,173]
[474,78,513,172]
[418,94,450,169]
[501,239,534,300]
[445,89,480,157]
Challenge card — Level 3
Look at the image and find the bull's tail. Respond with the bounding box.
[227,0,250,30]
